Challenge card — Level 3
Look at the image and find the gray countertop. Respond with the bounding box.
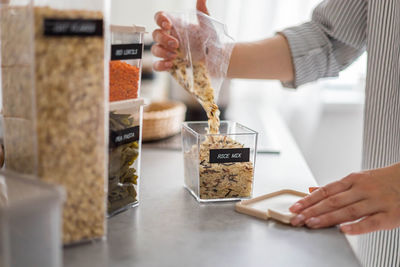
[64,108,360,267]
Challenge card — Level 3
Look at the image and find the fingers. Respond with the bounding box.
[290,176,354,214]
[196,0,209,15]
[291,190,364,226]
[155,11,172,30]
[302,190,365,219]
[304,200,378,229]
[151,21,179,71]
[153,60,173,72]
[341,213,387,235]
[151,44,177,61]
[152,13,179,72]
[152,29,179,50]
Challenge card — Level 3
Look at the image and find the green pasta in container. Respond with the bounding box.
[108,99,144,216]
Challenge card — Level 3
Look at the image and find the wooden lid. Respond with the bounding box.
[235,189,308,224]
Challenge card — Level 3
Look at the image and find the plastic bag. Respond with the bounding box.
[167,11,234,134]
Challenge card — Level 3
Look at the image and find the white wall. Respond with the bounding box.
[285,88,365,186]
[110,0,237,32]
[111,0,192,30]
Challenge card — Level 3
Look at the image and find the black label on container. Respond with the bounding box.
[111,44,143,60]
[209,148,250,163]
[44,19,103,37]
[110,126,140,147]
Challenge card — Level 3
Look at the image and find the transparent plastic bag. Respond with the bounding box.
[167,11,234,134]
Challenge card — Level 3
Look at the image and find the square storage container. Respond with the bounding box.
[108,98,144,216]
[182,121,258,202]
[109,25,145,101]
[1,0,110,245]
[0,171,64,267]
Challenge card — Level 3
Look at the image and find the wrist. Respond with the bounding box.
[394,162,400,177]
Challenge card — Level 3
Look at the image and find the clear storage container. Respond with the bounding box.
[182,121,258,202]
[109,25,145,102]
[108,98,144,216]
[0,171,64,267]
[1,0,38,175]
[1,0,110,244]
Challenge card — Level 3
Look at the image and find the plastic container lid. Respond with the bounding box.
[0,171,64,267]
[235,189,307,224]
[109,98,145,112]
[0,171,64,214]
[110,24,146,34]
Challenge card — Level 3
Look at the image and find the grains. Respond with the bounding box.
[172,51,253,200]
[34,7,106,244]
[0,6,33,67]
[1,6,107,244]
[198,136,253,199]
[1,6,37,175]
[109,60,140,101]
[1,66,35,119]
[170,51,220,134]
[3,118,37,175]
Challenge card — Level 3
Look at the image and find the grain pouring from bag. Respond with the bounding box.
[168,12,255,200]
[170,49,220,134]
[167,11,233,135]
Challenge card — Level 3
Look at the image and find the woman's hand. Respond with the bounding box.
[290,163,400,235]
[152,0,209,71]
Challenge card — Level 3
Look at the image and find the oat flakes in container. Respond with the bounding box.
[1,0,38,175]
[0,0,110,244]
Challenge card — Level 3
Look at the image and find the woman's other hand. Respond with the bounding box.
[290,163,400,235]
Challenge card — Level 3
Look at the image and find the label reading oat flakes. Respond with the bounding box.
[111,44,143,60]
[110,126,140,147]
[209,148,250,163]
[44,19,103,36]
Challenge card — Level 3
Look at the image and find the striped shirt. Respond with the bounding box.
[281,0,400,266]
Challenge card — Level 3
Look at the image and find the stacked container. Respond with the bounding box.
[0,0,109,244]
[108,25,145,216]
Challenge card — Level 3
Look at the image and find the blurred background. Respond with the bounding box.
[0,1,366,185]
[118,0,366,186]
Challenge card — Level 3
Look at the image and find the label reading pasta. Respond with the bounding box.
[111,44,143,60]
[209,148,250,163]
[110,126,140,147]
[44,19,103,36]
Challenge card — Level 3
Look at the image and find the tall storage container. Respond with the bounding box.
[0,0,110,244]
[0,0,37,175]
[108,99,144,216]
[108,25,145,216]
[109,24,145,101]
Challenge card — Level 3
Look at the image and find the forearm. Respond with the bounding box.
[227,34,294,82]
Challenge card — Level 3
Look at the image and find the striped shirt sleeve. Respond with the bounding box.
[280,0,368,88]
